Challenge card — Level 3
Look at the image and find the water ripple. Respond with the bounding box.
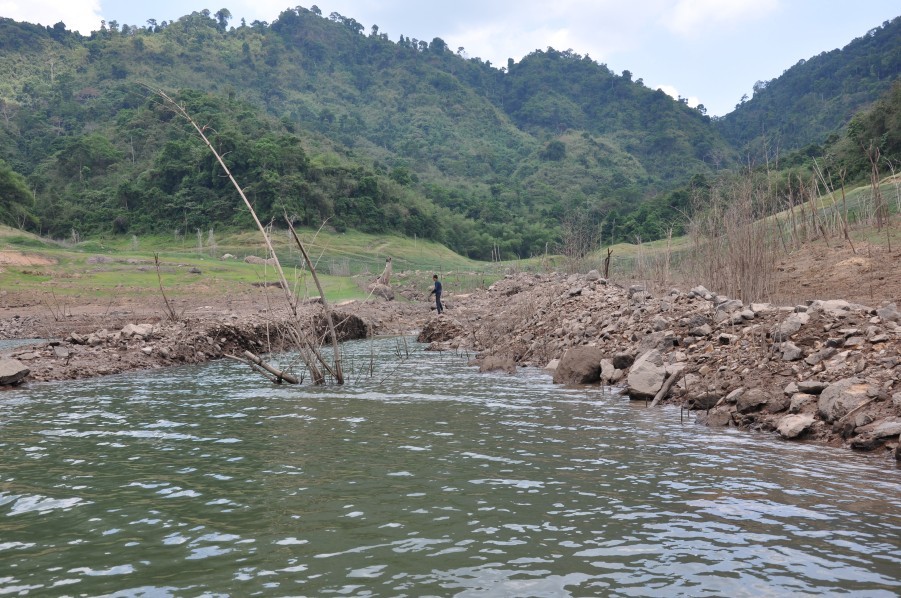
[0,337,898,596]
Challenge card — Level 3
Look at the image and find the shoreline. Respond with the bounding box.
[2,274,900,462]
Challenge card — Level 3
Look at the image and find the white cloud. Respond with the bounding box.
[1,0,102,33]
[664,0,781,38]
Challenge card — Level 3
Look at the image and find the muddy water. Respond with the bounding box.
[1,338,899,596]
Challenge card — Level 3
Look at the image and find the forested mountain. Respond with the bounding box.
[0,7,897,259]
[717,16,901,160]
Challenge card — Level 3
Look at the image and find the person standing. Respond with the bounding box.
[429,274,443,314]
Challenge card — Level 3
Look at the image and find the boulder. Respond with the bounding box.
[854,417,901,440]
[611,353,635,370]
[699,407,733,427]
[876,302,899,323]
[626,349,666,399]
[789,393,817,414]
[600,359,616,382]
[775,313,810,341]
[0,358,30,386]
[552,346,605,385]
[781,342,803,361]
[585,269,602,281]
[736,388,769,413]
[777,414,815,439]
[689,324,712,337]
[817,377,870,423]
[715,299,744,314]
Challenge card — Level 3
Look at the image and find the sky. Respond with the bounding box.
[3,0,898,116]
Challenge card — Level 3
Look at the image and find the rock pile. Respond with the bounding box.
[426,272,901,459]
[0,309,370,385]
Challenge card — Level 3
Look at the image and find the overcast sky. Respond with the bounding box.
[3,0,898,116]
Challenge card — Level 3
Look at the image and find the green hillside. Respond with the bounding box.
[717,16,901,158]
[0,7,898,262]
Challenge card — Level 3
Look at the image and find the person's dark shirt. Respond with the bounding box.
[434,280,442,295]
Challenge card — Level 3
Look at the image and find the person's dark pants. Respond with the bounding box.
[435,293,443,314]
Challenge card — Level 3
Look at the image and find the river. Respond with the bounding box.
[1,338,899,596]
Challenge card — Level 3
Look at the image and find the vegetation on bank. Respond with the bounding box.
[0,9,898,262]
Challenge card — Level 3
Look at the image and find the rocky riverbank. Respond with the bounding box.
[418,271,901,461]
[2,270,900,461]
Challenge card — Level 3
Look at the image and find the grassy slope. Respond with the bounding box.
[0,225,510,303]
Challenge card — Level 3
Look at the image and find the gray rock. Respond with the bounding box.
[600,359,616,382]
[683,314,711,328]
[724,388,745,404]
[585,269,602,281]
[809,299,853,317]
[552,346,605,385]
[637,331,668,354]
[700,407,733,427]
[53,346,70,359]
[789,393,817,414]
[876,302,899,323]
[716,299,744,314]
[805,347,837,366]
[652,316,669,332]
[0,358,30,386]
[777,414,815,439]
[781,342,803,361]
[817,377,870,423]
[764,394,791,414]
[689,324,713,337]
[612,353,635,370]
[690,285,712,298]
[737,388,769,413]
[775,313,810,341]
[855,417,901,439]
[784,382,799,395]
[893,392,901,409]
[626,349,666,399]
[797,380,828,395]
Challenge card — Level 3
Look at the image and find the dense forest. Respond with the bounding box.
[0,8,898,259]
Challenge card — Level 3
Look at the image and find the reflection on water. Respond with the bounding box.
[1,338,899,596]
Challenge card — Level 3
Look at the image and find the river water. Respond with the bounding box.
[1,338,899,597]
